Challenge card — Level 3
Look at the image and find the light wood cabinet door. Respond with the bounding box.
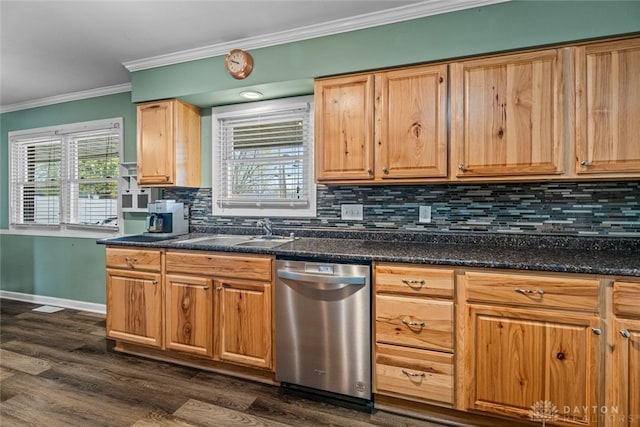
[137,99,201,187]
[314,74,374,181]
[465,305,601,426]
[106,268,163,347]
[215,278,272,369]
[610,318,640,427]
[451,49,564,179]
[575,37,640,176]
[375,64,448,180]
[165,274,213,357]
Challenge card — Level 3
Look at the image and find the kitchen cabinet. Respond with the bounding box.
[374,262,455,406]
[164,274,213,357]
[315,64,448,183]
[463,271,602,426]
[106,247,163,348]
[575,37,640,177]
[215,277,272,369]
[608,281,640,426]
[136,99,201,187]
[450,49,565,179]
[165,251,274,370]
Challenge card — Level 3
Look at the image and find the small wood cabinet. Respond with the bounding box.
[137,99,201,187]
[463,271,602,426]
[575,37,640,177]
[450,49,565,179]
[164,251,274,369]
[608,281,640,426]
[106,247,163,348]
[374,262,455,406]
[315,64,448,183]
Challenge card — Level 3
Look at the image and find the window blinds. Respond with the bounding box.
[9,118,122,232]
[215,101,313,209]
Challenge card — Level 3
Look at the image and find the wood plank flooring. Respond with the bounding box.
[0,299,446,427]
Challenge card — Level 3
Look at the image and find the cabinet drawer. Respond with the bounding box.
[613,281,640,318]
[166,251,272,281]
[106,247,161,272]
[376,295,453,351]
[375,263,454,298]
[375,343,453,405]
[465,272,599,312]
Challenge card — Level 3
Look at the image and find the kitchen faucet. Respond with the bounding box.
[257,218,273,236]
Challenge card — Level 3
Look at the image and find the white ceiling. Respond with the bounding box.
[0,0,505,112]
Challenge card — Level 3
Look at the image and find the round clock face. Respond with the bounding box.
[225,49,253,79]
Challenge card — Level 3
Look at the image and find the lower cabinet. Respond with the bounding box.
[463,272,602,427]
[165,274,213,357]
[216,278,272,369]
[609,281,640,427]
[106,268,163,347]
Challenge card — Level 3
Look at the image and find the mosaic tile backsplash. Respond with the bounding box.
[164,181,640,237]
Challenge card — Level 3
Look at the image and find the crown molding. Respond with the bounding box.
[124,0,509,72]
[0,83,131,114]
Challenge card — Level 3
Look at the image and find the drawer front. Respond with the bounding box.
[106,247,161,272]
[376,295,453,351]
[166,251,272,281]
[375,343,453,405]
[465,272,599,312]
[375,263,454,298]
[613,281,640,317]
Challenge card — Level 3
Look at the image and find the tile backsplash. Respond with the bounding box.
[165,181,640,237]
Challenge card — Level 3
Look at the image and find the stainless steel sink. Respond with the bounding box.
[176,234,294,248]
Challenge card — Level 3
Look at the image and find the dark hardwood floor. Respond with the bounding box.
[0,298,447,427]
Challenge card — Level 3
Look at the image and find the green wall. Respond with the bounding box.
[1,1,639,306]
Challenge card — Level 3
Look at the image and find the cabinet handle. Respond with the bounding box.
[402,318,425,328]
[382,167,389,174]
[402,369,425,378]
[125,257,138,264]
[515,288,544,296]
[580,160,590,166]
[620,329,631,338]
[401,279,426,289]
[592,328,602,335]
[458,164,466,171]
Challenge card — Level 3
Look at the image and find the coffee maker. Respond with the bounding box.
[144,200,188,238]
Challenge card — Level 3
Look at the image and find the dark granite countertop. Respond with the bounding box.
[98,228,640,277]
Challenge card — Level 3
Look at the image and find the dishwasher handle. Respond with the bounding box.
[277,269,366,286]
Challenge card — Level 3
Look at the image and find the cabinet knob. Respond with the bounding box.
[620,329,631,338]
[458,164,466,171]
[151,280,158,285]
[165,175,171,180]
[366,168,373,174]
[382,167,389,174]
[592,328,602,335]
[580,160,590,166]
[216,287,222,291]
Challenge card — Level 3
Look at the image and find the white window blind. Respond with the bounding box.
[9,118,122,234]
[212,96,316,217]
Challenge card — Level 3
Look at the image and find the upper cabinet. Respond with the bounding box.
[137,99,201,187]
[315,64,448,184]
[450,49,565,180]
[575,37,640,177]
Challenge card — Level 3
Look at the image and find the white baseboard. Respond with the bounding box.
[0,291,106,314]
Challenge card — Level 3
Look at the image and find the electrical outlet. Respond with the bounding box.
[341,204,363,221]
[419,205,432,223]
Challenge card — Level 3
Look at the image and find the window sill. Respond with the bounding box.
[0,228,120,239]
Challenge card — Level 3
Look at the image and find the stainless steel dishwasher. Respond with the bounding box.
[275,259,371,401]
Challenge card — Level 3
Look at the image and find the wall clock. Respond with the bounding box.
[225,49,253,80]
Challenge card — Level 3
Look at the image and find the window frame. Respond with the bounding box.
[8,118,123,238]
[211,96,316,218]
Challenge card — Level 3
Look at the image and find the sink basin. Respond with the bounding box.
[234,238,294,248]
[176,234,294,248]
[108,234,178,243]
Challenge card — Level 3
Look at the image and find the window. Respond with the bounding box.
[9,118,122,235]
[212,96,316,217]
